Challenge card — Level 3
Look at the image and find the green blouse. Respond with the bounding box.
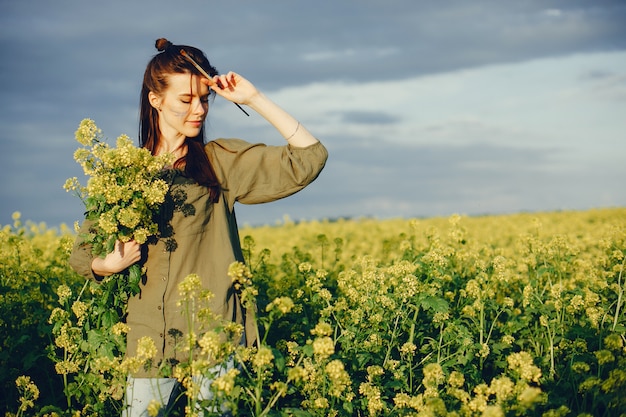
[69,138,328,377]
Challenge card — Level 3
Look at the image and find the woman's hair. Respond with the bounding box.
[140,38,220,202]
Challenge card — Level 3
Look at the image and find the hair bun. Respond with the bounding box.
[155,38,173,52]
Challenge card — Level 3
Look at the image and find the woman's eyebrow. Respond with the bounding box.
[177,92,210,98]
[177,93,197,100]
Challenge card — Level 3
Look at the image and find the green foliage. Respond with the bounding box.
[0,215,83,415]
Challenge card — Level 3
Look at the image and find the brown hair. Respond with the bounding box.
[140,38,220,202]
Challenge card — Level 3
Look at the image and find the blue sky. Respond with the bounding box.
[1,0,625,227]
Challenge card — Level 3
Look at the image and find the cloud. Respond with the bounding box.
[337,111,400,125]
[0,0,625,227]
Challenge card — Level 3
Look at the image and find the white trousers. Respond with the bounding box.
[122,361,233,417]
[123,377,178,417]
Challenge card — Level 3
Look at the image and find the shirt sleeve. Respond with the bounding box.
[68,220,99,281]
[206,138,328,207]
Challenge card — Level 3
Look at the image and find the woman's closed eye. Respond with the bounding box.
[180,96,209,104]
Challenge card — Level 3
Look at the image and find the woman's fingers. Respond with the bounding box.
[212,73,234,91]
[115,240,142,264]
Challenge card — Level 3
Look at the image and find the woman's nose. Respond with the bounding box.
[191,99,207,115]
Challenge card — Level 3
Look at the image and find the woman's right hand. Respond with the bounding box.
[91,240,142,278]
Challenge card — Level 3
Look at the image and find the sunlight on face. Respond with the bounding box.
[156,73,211,140]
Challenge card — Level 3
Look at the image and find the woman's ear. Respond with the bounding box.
[148,91,162,111]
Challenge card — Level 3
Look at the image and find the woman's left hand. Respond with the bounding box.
[202,72,259,106]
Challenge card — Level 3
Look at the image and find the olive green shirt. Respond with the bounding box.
[69,138,327,377]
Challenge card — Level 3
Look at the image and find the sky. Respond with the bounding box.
[1,0,625,228]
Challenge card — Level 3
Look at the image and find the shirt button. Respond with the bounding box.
[162,276,167,281]
[159,333,164,338]
[157,306,162,310]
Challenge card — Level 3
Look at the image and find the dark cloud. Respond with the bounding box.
[338,111,400,125]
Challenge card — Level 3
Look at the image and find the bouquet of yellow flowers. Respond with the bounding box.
[65,119,174,292]
[48,120,175,414]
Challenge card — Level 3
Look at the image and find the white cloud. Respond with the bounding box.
[543,9,563,18]
[265,51,626,156]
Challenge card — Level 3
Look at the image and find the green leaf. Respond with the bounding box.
[272,347,286,372]
[100,309,119,328]
[129,264,141,284]
[302,343,314,357]
[105,235,116,254]
[420,295,449,313]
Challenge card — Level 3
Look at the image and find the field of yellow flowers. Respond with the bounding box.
[2,208,625,416]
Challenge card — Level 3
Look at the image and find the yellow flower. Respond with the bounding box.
[48,307,69,324]
[393,393,411,408]
[211,368,240,394]
[465,279,481,298]
[74,118,101,146]
[585,306,603,328]
[448,371,465,388]
[228,261,253,289]
[252,346,274,369]
[133,227,150,244]
[136,336,157,361]
[359,382,384,415]
[111,322,130,335]
[287,366,307,383]
[55,360,80,375]
[311,321,333,337]
[312,336,335,359]
[423,362,445,387]
[604,333,623,351]
[313,397,329,409]
[178,273,202,298]
[507,351,541,383]
[266,296,295,314]
[98,210,119,234]
[476,342,490,359]
[489,376,514,401]
[571,362,590,373]
[54,323,79,352]
[15,375,40,411]
[400,342,417,356]
[517,386,543,406]
[144,179,170,205]
[147,400,162,417]
[594,349,615,365]
[117,206,141,229]
[432,311,450,325]
[318,288,332,301]
[56,285,72,304]
[482,405,504,417]
[298,262,312,273]
[71,300,88,319]
[63,177,81,192]
[198,330,221,358]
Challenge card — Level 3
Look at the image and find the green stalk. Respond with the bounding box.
[383,314,401,367]
[612,260,624,332]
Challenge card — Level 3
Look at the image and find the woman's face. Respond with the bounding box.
[150,72,210,140]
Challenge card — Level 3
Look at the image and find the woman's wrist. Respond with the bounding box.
[91,257,115,277]
[246,92,318,147]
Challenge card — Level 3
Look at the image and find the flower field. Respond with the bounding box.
[1,207,625,416]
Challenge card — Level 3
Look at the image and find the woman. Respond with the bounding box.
[69,38,327,416]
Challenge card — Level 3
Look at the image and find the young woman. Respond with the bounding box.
[69,38,328,416]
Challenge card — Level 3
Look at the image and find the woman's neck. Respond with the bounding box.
[156,136,187,160]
